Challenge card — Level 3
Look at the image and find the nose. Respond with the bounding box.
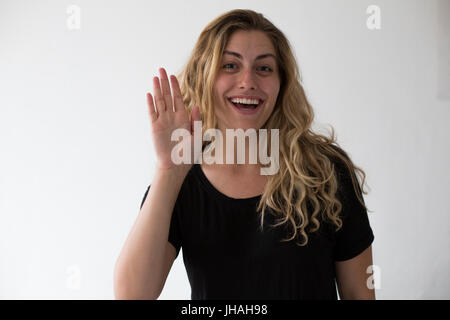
[238,68,257,90]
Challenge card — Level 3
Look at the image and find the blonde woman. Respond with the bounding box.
[114,9,375,300]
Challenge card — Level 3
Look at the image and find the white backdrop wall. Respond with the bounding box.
[0,0,449,299]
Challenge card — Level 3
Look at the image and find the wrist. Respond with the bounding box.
[154,163,191,181]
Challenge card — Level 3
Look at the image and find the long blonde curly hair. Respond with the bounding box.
[176,9,371,246]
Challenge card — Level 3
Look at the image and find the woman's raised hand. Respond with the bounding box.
[146,68,200,172]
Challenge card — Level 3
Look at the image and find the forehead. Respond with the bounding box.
[224,30,276,57]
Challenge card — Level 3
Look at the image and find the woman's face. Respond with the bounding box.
[213,30,281,132]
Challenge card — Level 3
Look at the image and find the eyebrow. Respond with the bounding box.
[223,50,277,62]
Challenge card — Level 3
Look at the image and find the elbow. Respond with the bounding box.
[113,266,160,300]
[114,280,159,300]
[114,291,158,300]
[339,288,376,300]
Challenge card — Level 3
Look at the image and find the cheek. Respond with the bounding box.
[213,85,228,107]
[265,104,276,118]
[262,78,280,95]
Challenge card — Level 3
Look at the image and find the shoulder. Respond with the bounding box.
[176,164,208,201]
[326,144,365,205]
[327,145,353,181]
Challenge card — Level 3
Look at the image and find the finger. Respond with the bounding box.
[146,92,157,122]
[190,107,195,133]
[159,68,174,112]
[170,75,185,113]
[191,105,200,122]
[153,76,166,113]
[190,106,201,133]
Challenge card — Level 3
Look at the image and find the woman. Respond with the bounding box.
[114,9,375,300]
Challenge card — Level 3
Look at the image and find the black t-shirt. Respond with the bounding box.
[140,160,374,300]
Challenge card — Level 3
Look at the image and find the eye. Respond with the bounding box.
[259,66,273,72]
[223,63,236,69]
[222,63,273,72]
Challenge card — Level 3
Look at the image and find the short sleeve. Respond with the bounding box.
[140,185,182,258]
[333,161,374,262]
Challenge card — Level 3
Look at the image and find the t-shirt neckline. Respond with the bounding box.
[193,164,262,203]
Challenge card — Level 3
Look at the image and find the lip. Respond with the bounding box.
[227,97,263,115]
[228,95,264,102]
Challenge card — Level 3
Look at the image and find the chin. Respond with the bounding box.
[230,121,263,131]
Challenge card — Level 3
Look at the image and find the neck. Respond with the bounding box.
[201,126,267,175]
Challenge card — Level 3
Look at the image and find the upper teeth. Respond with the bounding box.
[230,98,260,105]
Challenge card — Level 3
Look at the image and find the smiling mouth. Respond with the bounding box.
[227,98,264,111]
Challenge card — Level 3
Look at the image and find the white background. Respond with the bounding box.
[1,0,449,299]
